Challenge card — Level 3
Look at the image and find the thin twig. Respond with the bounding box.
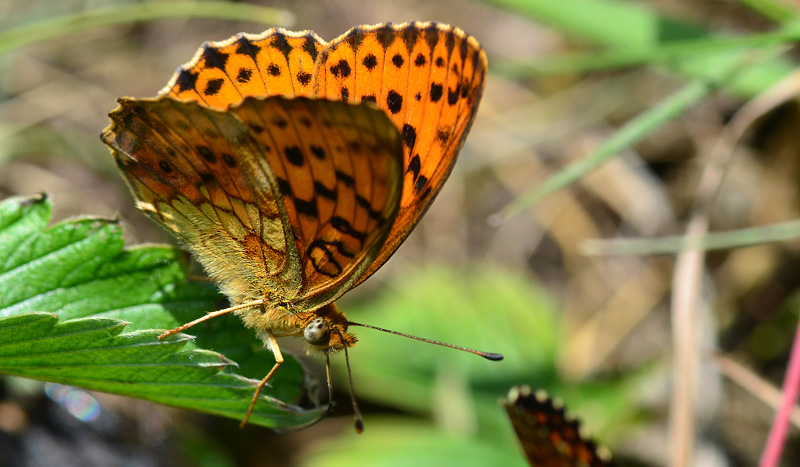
[669,62,800,467]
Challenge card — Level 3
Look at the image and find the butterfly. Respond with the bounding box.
[100,21,500,430]
[504,386,614,467]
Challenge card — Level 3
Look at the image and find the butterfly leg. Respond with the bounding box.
[241,330,283,428]
[158,299,264,339]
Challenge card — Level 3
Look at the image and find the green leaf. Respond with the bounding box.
[300,419,528,467]
[0,194,324,428]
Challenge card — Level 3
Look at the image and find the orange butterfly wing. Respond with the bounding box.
[162,29,325,107]
[102,96,402,310]
[504,387,614,467]
[142,21,486,294]
[313,22,488,284]
[228,97,403,308]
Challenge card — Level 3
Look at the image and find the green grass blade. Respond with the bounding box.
[490,59,747,223]
[0,1,295,55]
[485,0,795,98]
[581,219,800,256]
[736,0,798,23]
[494,26,800,76]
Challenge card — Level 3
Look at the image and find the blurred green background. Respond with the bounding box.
[3,0,800,465]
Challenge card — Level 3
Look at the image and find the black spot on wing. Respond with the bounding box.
[347,26,366,49]
[310,145,326,160]
[222,154,237,168]
[445,32,456,55]
[336,170,355,188]
[271,32,293,58]
[459,37,468,60]
[297,71,312,86]
[303,35,319,61]
[436,127,451,145]
[285,146,304,166]
[330,59,352,78]
[448,86,459,105]
[294,197,318,218]
[386,90,403,114]
[363,54,378,71]
[419,184,432,200]
[430,83,443,102]
[234,36,261,61]
[391,53,404,68]
[197,146,216,164]
[407,154,421,181]
[347,141,362,153]
[402,27,419,54]
[373,24,394,50]
[175,69,199,93]
[237,67,253,83]
[461,81,470,98]
[414,175,429,193]
[276,177,291,195]
[331,216,366,242]
[401,124,416,151]
[314,181,336,201]
[201,46,229,70]
[424,24,440,50]
[356,195,382,221]
[204,78,224,96]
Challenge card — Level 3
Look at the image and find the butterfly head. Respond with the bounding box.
[302,302,357,354]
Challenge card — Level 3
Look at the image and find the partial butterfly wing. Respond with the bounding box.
[148,21,486,292]
[162,29,325,107]
[313,22,488,285]
[228,97,403,309]
[504,386,614,467]
[101,96,402,309]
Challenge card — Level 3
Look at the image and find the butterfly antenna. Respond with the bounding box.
[336,328,364,433]
[346,321,504,361]
[158,299,264,339]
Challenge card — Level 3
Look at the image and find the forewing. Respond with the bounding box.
[313,22,487,284]
[162,29,325,108]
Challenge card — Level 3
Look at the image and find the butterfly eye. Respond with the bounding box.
[303,317,330,345]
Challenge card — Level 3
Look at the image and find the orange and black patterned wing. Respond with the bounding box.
[504,386,614,467]
[101,96,402,309]
[313,22,487,284]
[228,97,403,308]
[162,29,325,109]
